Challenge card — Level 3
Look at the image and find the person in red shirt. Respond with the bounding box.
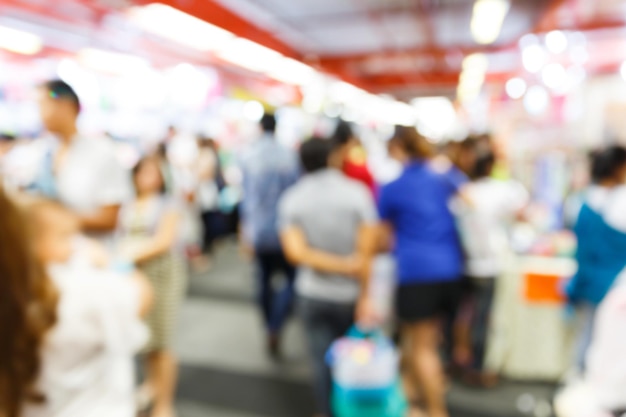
[330,121,377,198]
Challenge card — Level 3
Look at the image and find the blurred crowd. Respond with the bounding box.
[2,78,626,417]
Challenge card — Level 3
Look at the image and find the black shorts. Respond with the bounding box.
[396,280,463,323]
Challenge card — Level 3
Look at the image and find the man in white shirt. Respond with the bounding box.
[33,80,131,246]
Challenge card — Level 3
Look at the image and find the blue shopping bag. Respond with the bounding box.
[327,326,407,417]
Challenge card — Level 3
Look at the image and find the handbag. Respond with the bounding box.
[327,326,407,417]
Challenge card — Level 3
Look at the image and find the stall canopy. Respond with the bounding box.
[2,0,626,100]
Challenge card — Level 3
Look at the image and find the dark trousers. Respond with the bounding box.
[201,210,226,254]
[465,278,496,370]
[299,297,355,417]
[256,251,296,334]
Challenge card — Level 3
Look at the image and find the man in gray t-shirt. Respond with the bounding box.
[279,137,378,417]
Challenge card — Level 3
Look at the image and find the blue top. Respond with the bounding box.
[239,135,300,252]
[568,203,626,306]
[378,161,466,285]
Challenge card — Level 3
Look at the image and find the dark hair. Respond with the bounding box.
[331,120,354,148]
[591,145,626,183]
[0,134,15,142]
[472,152,496,179]
[41,80,80,113]
[300,137,331,173]
[260,113,276,134]
[388,125,434,159]
[132,156,166,194]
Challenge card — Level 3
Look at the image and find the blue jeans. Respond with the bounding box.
[256,251,296,334]
[575,303,597,372]
[299,297,355,417]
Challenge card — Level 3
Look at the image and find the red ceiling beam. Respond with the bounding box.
[134,0,299,58]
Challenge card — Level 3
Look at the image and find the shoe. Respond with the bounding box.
[267,333,281,359]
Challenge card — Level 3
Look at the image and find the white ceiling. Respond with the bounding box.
[213,0,546,56]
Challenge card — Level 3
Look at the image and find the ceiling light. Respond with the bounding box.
[542,63,566,89]
[128,4,234,52]
[0,25,42,55]
[266,58,318,86]
[243,100,265,122]
[457,53,488,102]
[523,85,549,115]
[78,48,149,75]
[522,44,547,73]
[505,77,527,99]
[545,31,568,54]
[216,38,283,73]
[412,97,457,141]
[471,0,510,45]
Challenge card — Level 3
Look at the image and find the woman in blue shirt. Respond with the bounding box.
[379,126,466,417]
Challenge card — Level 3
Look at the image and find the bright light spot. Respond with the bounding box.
[471,0,510,45]
[618,60,626,83]
[216,38,283,73]
[457,53,488,102]
[523,85,549,115]
[266,58,318,86]
[165,63,215,109]
[56,59,101,108]
[522,44,548,73]
[78,48,149,76]
[505,77,527,99]
[128,4,234,52]
[545,31,568,54]
[0,25,42,55]
[542,63,566,89]
[329,81,363,103]
[323,103,341,118]
[412,97,458,141]
[243,100,264,122]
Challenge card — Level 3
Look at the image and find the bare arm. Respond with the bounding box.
[79,204,121,233]
[131,270,154,317]
[377,222,395,253]
[355,223,379,293]
[280,226,361,277]
[130,211,180,265]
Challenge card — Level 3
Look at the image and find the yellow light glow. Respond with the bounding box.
[471,0,510,45]
[0,25,42,55]
[128,4,234,52]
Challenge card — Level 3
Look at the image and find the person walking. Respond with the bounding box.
[566,145,626,373]
[117,156,188,417]
[378,126,467,417]
[239,113,300,356]
[32,80,131,247]
[279,137,378,417]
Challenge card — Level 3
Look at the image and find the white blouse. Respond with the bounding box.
[23,264,148,417]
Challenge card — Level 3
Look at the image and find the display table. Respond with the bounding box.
[486,256,578,381]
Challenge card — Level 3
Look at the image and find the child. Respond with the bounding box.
[27,200,152,417]
[0,193,151,417]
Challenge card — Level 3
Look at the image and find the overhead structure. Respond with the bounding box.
[1,0,626,100]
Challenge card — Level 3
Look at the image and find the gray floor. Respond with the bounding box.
[174,242,556,417]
